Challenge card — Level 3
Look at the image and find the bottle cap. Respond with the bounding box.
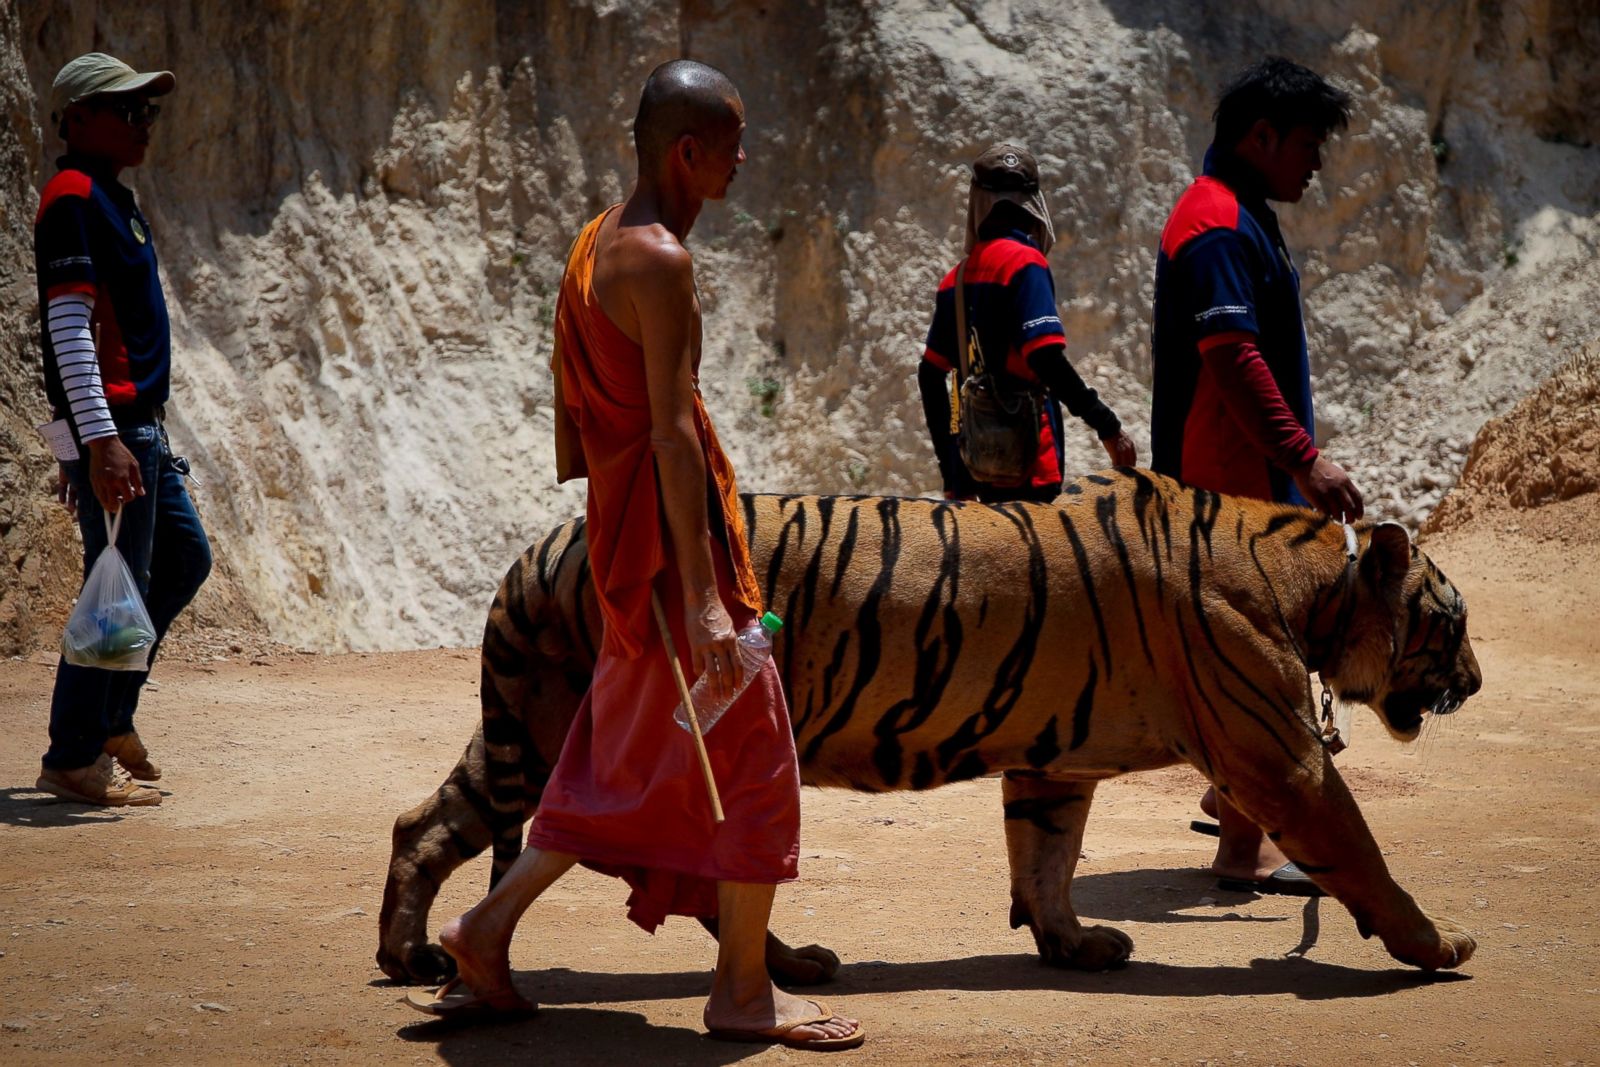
[760,611,784,634]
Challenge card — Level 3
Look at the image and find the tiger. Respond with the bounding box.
[378,468,1482,986]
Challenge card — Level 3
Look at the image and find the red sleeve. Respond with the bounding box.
[1199,332,1319,473]
[46,280,97,300]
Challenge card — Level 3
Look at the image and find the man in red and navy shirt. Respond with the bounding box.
[1151,57,1364,895]
[34,53,211,807]
[920,144,1135,503]
[1152,57,1364,517]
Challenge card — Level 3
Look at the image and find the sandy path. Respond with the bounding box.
[1,524,1597,1066]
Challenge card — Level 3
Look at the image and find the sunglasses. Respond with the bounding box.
[93,98,161,126]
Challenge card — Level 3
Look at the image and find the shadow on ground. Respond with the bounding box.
[395,950,1467,1066]
[0,785,154,827]
[1072,867,1303,923]
[405,1006,762,1067]
[510,953,1461,1005]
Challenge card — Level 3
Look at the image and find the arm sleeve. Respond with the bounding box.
[1004,261,1067,380]
[1025,344,1122,440]
[1174,228,1259,341]
[1199,332,1319,472]
[37,195,99,299]
[917,360,973,496]
[47,292,118,443]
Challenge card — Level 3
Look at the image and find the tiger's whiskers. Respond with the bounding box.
[1414,694,1458,768]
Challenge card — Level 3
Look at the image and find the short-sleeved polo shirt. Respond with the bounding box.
[1150,150,1314,504]
[35,155,172,422]
[923,231,1067,490]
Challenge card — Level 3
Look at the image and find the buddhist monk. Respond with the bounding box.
[406,60,863,1051]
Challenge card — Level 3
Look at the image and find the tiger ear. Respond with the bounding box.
[1360,521,1412,588]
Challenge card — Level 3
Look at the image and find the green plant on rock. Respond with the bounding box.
[747,375,782,418]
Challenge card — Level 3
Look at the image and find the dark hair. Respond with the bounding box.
[1213,56,1351,150]
[633,59,740,170]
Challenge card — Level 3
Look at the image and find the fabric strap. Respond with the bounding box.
[954,258,970,386]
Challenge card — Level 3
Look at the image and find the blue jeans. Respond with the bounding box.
[43,418,212,770]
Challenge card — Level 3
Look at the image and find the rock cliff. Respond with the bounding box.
[3,0,1597,652]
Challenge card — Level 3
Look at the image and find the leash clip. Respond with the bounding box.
[1319,683,1347,755]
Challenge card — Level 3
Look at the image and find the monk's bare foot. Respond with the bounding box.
[1199,786,1218,820]
[436,914,531,1010]
[704,983,860,1044]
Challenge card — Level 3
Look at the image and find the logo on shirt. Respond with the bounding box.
[130,217,147,245]
[1195,304,1249,323]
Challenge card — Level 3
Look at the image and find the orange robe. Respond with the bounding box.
[527,207,801,931]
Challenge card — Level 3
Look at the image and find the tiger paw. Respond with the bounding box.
[1386,914,1476,971]
[768,941,841,986]
[1427,915,1477,970]
[1033,923,1134,971]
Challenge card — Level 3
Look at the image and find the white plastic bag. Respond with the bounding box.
[60,510,156,671]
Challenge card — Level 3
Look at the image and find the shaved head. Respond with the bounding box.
[633,60,741,172]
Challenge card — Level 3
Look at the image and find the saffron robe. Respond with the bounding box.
[527,207,801,931]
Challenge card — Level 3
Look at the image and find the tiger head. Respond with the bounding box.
[1328,522,1483,741]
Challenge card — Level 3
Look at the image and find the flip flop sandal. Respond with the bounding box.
[403,978,537,1022]
[707,1000,865,1051]
[1216,861,1327,898]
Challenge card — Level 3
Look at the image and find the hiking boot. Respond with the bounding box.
[104,731,162,781]
[37,754,161,806]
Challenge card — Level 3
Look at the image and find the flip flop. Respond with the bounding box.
[403,978,537,1022]
[1216,861,1327,898]
[1189,819,1220,837]
[707,1000,865,1051]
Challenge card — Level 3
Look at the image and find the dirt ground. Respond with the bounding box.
[2,515,1598,1067]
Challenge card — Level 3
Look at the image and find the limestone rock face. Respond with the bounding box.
[0,2,80,653]
[2,0,1597,652]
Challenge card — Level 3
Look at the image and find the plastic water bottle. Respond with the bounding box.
[674,612,784,735]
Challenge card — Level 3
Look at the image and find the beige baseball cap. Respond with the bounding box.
[50,52,175,119]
